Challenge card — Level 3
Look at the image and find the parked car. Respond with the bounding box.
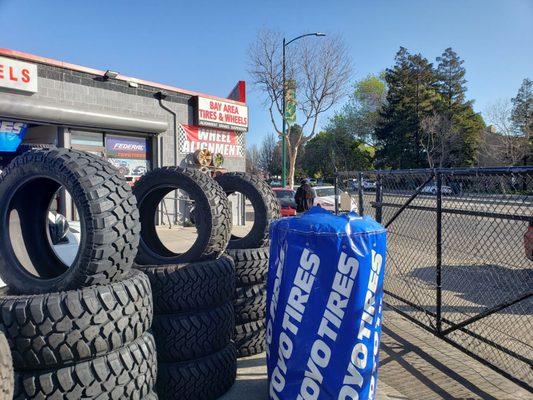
[312,185,356,212]
[269,179,282,187]
[350,179,377,191]
[421,183,453,195]
[272,187,297,217]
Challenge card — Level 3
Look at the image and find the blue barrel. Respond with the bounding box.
[0,120,28,152]
[266,207,387,400]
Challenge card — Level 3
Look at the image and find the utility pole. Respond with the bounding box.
[281,32,325,188]
[282,37,287,187]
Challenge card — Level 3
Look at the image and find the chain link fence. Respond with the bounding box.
[336,167,532,391]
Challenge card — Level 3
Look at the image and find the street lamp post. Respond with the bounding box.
[281,32,325,188]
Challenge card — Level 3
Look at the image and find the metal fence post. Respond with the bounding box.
[334,172,339,215]
[358,172,364,216]
[436,170,443,334]
[375,173,383,223]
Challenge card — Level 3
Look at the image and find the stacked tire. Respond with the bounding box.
[133,167,236,400]
[215,173,280,358]
[0,330,14,400]
[0,148,157,399]
[227,247,269,357]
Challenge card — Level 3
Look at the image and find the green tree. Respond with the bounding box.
[332,74,386,145]
[450,107,485,166]
[375,48,439,168]
[433,47,484,166]
[302,128,373,178]
[511,78,532,164]
[376,47,484,168]
[436,47,467,108]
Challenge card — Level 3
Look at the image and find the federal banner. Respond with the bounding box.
[178,124,245,158]
[105,135,150,178]
[266,207,387,400]
[106,135,150,159]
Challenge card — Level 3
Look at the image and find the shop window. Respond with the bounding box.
[71,131,104,147]
[23,125,58,145]
[70,130,105,156]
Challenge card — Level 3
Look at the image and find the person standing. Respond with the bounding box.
[295,179,315,213]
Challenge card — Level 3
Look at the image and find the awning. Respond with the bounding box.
[0,97,168,134]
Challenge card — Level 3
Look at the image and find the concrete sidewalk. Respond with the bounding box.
[221,309,531,400]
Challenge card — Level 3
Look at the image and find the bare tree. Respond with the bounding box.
[248,30,351,187]
[482,100,529,165]
[258,132,279,174]
[420,112,459,168]
[246,144,261,174]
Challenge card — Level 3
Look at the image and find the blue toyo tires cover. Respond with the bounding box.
[266,207,387,400]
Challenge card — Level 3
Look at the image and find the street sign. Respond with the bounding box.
[197,96,248,132]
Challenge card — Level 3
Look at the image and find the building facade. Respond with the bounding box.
[0,49,248,222]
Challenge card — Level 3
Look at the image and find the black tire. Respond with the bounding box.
[0,144,57,170]
[0,270,153,370]
[226,247,269,287]
[0,148,140,294]
[234,285,266,324]
[133,167,231,265]
[157,343,237,400]
[235,320,266,358]
[0,330,14,400]
[14,332,157,400]
[16,143,56,154]
[215,173,280,249]
[152,302,234,362]
[137,256,235,314]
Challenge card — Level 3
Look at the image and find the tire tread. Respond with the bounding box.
[0,270,153,370]
[14,332,157,400]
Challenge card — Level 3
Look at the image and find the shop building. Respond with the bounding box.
[0,48,248,222]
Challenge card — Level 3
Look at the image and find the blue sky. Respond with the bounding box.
[1,0,531,147]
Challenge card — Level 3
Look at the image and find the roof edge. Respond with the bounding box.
[0,48,246,105]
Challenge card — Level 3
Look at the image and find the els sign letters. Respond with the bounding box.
[0,56,38,93]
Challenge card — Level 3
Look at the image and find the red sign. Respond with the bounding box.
[178,124,244,158]
[197,96,248,132]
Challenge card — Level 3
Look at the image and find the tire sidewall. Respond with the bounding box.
[134,169,213,264]
[215,174,270,249]
[0,152,91,293]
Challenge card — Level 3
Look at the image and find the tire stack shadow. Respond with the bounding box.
[0,148,156,399]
